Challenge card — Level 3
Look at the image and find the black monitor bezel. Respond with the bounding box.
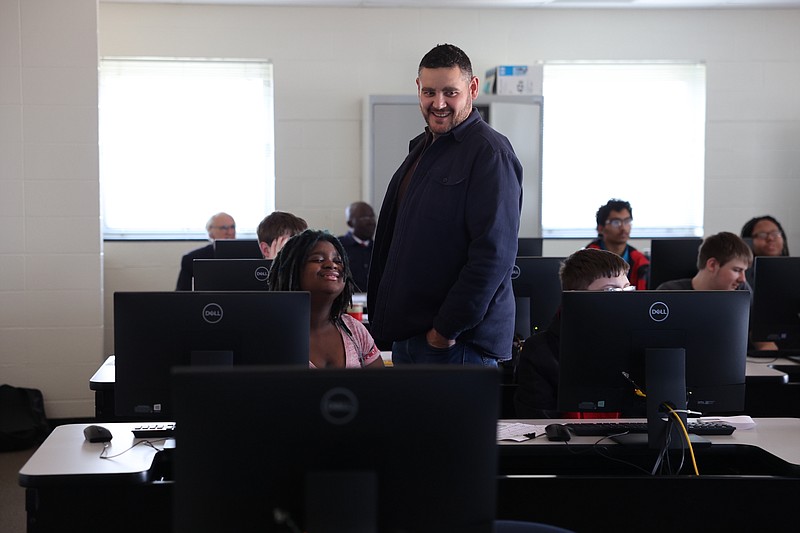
[113,291,310,419]
[192,259,272,291]
[648,237,703,290]
[171,366,499,533]
[751,256,800,348]
[517,237,544,257]
[511,256,564,339]
[557,290,749,416]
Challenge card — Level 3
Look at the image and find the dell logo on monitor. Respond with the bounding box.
[202,303,224,324]
[511,264,521,280]
[649,302,670,322]
[254,266,270,282]
[320,387,359,425]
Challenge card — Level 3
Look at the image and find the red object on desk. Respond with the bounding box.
[565,411,620,419]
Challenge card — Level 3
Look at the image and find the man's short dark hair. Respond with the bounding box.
[595,199,633,228]
[697,231,753,270]
[257,211,308,246]
[560,248,630,291]
[418,43,473,79]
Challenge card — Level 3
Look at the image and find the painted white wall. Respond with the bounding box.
[0,0,101,418]
[3,2,800,418]
[99,4,800,361]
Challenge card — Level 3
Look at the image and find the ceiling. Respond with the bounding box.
[102,0,800,9]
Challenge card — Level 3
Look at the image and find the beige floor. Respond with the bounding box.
[0,447,36,533]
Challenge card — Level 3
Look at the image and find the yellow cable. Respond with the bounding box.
[665,405,699,475]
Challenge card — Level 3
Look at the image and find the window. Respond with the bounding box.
[541,62,706,238]
[99,58,274,239]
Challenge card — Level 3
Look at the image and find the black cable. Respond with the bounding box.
[99,438,168,459]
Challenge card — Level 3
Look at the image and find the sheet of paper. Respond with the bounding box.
[497,422,546,442]
[695,415,756,430]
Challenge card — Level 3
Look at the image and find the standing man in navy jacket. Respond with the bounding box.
[368,43,523,366]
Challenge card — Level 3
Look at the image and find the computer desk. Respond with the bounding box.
[498,417,800,532]
[744,354,800,417]
[19,423,174,533]
[89,354,800,420]
[18,418,800,533]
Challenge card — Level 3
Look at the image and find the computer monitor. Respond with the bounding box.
[213,239,262,259]
[558,290,749,447]
[511,256,564,339]
[751,256,800,349]
[647,238,702,289]
[171,366,499,533]
[113,291,309,419]
[517,237,543,257]
[192,259,272,291]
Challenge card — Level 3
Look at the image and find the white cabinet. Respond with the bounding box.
[364,94,543,237]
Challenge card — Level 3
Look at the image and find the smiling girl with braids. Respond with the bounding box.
[268,229,384,368]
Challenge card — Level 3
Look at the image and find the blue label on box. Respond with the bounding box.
[499,66,528,76]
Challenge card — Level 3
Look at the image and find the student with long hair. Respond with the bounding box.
[268,229,384,368]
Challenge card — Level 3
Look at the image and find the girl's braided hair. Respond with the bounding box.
[267,229,356,326]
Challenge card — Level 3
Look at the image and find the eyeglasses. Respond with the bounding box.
[212,225,236,231]
[604,285,636,292]
[752,231,782,240]
[605,218,633,229]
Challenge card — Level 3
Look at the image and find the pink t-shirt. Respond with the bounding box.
[309,314,381,368]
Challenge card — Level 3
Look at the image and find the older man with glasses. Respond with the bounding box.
[585,198,650,290]
[175,212,236,291]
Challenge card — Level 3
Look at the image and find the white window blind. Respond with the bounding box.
[541,62,706,238]
[99,58,275,239]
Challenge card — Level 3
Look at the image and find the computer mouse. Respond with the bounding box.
[545,423,571,442]
[83,425,113,443]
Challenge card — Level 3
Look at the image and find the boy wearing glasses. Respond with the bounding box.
[586,198,650,290]
[514,248,632,419]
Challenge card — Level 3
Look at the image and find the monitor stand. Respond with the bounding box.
[305,470,377,533]
[612,348,710,449]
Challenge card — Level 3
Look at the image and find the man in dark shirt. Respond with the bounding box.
[368,43,523,366]
[337,201,376,293]
[175,212,235,291]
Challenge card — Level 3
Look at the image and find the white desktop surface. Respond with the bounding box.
[746,355,798,383]
[20,418,800,489]
[500,417,800,466]
[19,423,174,485]
[89,355,115,387]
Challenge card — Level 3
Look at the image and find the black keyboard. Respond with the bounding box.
[131,423,176,438]
[565,421,735,437]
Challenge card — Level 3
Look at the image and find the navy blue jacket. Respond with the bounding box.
[337,231,373,293]
[367,109,523,359]
[176,243,214,291]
